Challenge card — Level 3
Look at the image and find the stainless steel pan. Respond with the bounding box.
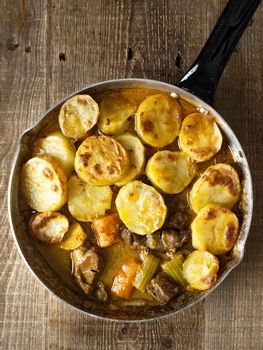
[8,0,260,321]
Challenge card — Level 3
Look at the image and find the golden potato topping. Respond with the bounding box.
[21,154,68,212]
[146,150,196,194]
[74,135,130,186]
[115,133,145,186]
[179,113,222,162]
[98,93,137,135]
[33,130,76,178]
[68,175,112,222]
[135,94,182,148]
[60,221,87,251]
[115,181,167,235]
[59,94,99,139]
[189,163,240,213]
[183,250,219,290]
[191,204,239,255]
[29,211,69,244]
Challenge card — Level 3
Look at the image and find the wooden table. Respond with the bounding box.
[0,1,262,349]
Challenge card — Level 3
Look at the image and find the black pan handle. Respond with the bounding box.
[176,0,261,105]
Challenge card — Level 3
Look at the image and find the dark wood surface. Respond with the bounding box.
[0,1,262,349]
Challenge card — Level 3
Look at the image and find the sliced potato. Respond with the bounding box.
[191,204,239,255]
[92,213,121,248]
[74,135,130,186]
[59,94,99,139]
[68,175,112,222]
[179,113,223,162]
[33,130,76,177]
[115,133,145,186]
[115,180,167,235]
[60,221,87,250]
[146,150,196,194]
[29,211,69,244]
[21,155,68,212]
[98,93,137,135]
[182,250,219,290]
[135,94,182,148]
[189,163,240,213]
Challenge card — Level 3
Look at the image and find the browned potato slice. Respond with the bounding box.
[183,250,219,290]
[59,94,99,139]
[135,94,182,148]
[68,175,112,222]
[21,155,68,212]
[146,150,196,194]
[33,130,76,178]
[29,212,69,244]
[115,180,167,235]
[189,163,241,213]
[115,133,145,186]
[191,204,239,255]
[74,135,130,186]
[98,93,137,135]
[179,113,222,162]
[60,221,87,250]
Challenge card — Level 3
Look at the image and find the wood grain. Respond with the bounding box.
[0,1,262,349]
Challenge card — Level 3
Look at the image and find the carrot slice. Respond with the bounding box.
[111,257,141,299]
[91,213,121,248]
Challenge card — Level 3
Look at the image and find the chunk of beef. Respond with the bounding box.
[132,234,147,249]
[121,227,133,245]
[147,272,181,304]
[168,211,189,230]
[161,229,191,253]
[95,282,108,303]
[120,226,147,250]
[146,231,164,251]
[72,245,100,295]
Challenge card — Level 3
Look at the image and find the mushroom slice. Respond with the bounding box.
[115,180,167,235]
[179,112,222,162]
[189,163,241,213]
[29,211,69,244]
[74,135,130,186]
[21,154,68,212]
[68,175,112,222]
[146,151,196,194]
[33,130,76,178]
[59,94,99,139]
[135,94,182,148]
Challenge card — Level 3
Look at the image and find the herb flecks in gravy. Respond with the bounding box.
[20,88,242,309]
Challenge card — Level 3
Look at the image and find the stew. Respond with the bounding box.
[20,88,242,308]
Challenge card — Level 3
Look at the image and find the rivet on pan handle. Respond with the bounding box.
[176,0,261,105]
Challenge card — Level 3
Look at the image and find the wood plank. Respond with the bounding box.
[204,2,263,349]
[0,0,262,349]
[0,1,48,350]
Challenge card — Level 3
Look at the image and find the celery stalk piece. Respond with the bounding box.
[134,254,160,292]
[162,254,188,289]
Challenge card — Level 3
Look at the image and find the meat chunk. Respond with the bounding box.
[120,226,147,250]
[168,211,189,230]
[121,227,133,245]
[72,245,100,295]
[161,229,191,253]
[146,231,163,251]
[147,272,181,304]
[95,282,108,303]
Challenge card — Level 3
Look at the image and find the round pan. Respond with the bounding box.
[8,0,260,321]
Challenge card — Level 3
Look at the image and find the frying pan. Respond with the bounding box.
[8,0,260,321]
